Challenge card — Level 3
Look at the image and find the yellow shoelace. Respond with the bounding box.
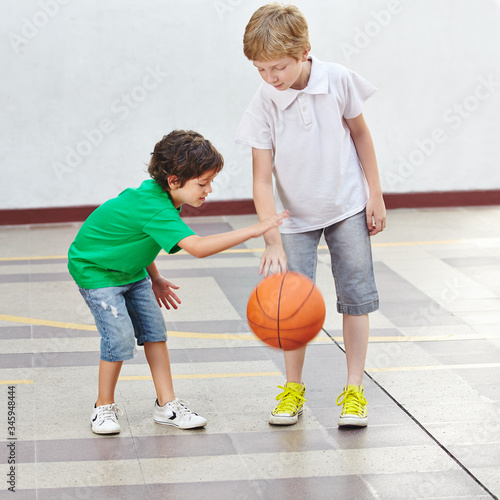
[274,385,306,414]
[336,387,367,416]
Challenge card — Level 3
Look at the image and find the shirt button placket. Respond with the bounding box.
[297,93,312,126]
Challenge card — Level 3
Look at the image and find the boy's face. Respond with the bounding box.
[168,170,217,208]
[253,50,310,91]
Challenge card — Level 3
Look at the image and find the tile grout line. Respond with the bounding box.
[322,328,499,500]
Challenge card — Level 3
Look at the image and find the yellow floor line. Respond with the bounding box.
[0,373,281,385]
[0,314,483,344]
[0,314,98,331]
[367,362,500,373]
[0,239,467,262]
[120,372,282,381]
[0,379,33,385]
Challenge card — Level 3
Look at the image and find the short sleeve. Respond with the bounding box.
[343,70,377,119]
[143,210,196,254]
[235,90,273,150]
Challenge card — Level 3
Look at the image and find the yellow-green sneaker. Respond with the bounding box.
[336,385,368,427]
[268,382,306,425]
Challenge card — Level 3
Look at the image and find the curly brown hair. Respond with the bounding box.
[148,130,224,191]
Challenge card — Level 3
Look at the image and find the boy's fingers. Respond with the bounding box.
[366,213,374,231]
[278,210,290,220]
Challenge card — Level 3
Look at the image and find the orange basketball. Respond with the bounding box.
[247,271,326,351]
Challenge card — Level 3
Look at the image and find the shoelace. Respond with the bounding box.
[170,399,197,420]
[98,403,123,421]
[274,385,306,413]
[335,388,367,416]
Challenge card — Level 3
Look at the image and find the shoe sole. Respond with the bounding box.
[91,425,120,435]
[154,418,207,429]
[268,408,303,426]
[338,416,368,427]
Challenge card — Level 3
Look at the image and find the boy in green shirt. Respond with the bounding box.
[68,130,288,434]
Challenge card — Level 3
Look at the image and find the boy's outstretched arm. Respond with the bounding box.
[177,210,289,259]
[146,262,181,309]
[252,148,288,276]
[345,113,386,236]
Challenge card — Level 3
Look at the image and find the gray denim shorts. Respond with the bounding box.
[78,277,167,362]
[281,209,379,315]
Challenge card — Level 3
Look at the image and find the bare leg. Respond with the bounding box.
[283,344,307,383]
[144,341,175,406]
[96,360,123,406]
[342,314,369,386]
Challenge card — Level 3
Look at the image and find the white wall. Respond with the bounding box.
[1,0,499,210]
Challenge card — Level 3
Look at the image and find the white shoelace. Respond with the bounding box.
[170,399,196,420]
[98,403,123,421]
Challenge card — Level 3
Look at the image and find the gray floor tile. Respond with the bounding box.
[1,208,500,498]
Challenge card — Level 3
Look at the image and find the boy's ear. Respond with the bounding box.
[301,46,310,62]
[167,175,180,190]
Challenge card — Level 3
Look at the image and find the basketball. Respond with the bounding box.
[246,271,326,351]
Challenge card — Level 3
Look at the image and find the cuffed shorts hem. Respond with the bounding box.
[337,299,379,316]
[282,209,379,314]
[100,348,138,363]
[78,277,167,363]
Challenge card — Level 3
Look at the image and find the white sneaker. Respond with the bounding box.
[154,398,207,429]
[91,403,123,435]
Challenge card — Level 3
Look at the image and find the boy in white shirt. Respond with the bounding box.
[236,3,386,427]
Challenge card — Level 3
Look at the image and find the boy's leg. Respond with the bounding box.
[79,283,137,434]
[281,228,322,383]
[145,341,207,429]
[324,210,378,427]
[343,314,369,386]
[143,341,175,405]
[283,345,307,384]
[126,278,206,429]
[96,360,123,406]
[269,230,321,425]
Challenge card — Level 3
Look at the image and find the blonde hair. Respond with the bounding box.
[243,3,310,62]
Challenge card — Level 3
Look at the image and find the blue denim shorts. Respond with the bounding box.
[281,209,379,315]
[78,277,167,362]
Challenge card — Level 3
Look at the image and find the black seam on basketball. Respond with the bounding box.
[279,273,317,321]
[277,273,286,349]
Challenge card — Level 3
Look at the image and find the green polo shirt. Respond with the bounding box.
[68,180,195,288]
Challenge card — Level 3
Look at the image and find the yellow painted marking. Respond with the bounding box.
[367,363,500,373]
[0,315,98,331]
[0,315,485,345]
[170,331,254,340]
[0,255,68,262]
[0,380,33,385]
[119,371,281,381]
[0,239,467,262]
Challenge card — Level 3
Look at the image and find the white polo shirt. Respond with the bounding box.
[235,56,377,233]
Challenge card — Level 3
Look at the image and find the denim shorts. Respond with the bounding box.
[281,209,379,316]
[78,277,167,362]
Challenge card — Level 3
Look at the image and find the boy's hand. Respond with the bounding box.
[366,194,386,236]
[151,276,181,309]
[260,243,287,277]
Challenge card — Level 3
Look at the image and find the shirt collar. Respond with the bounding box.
[262,55,329,110]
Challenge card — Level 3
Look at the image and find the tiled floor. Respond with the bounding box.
[0,206,499,499]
